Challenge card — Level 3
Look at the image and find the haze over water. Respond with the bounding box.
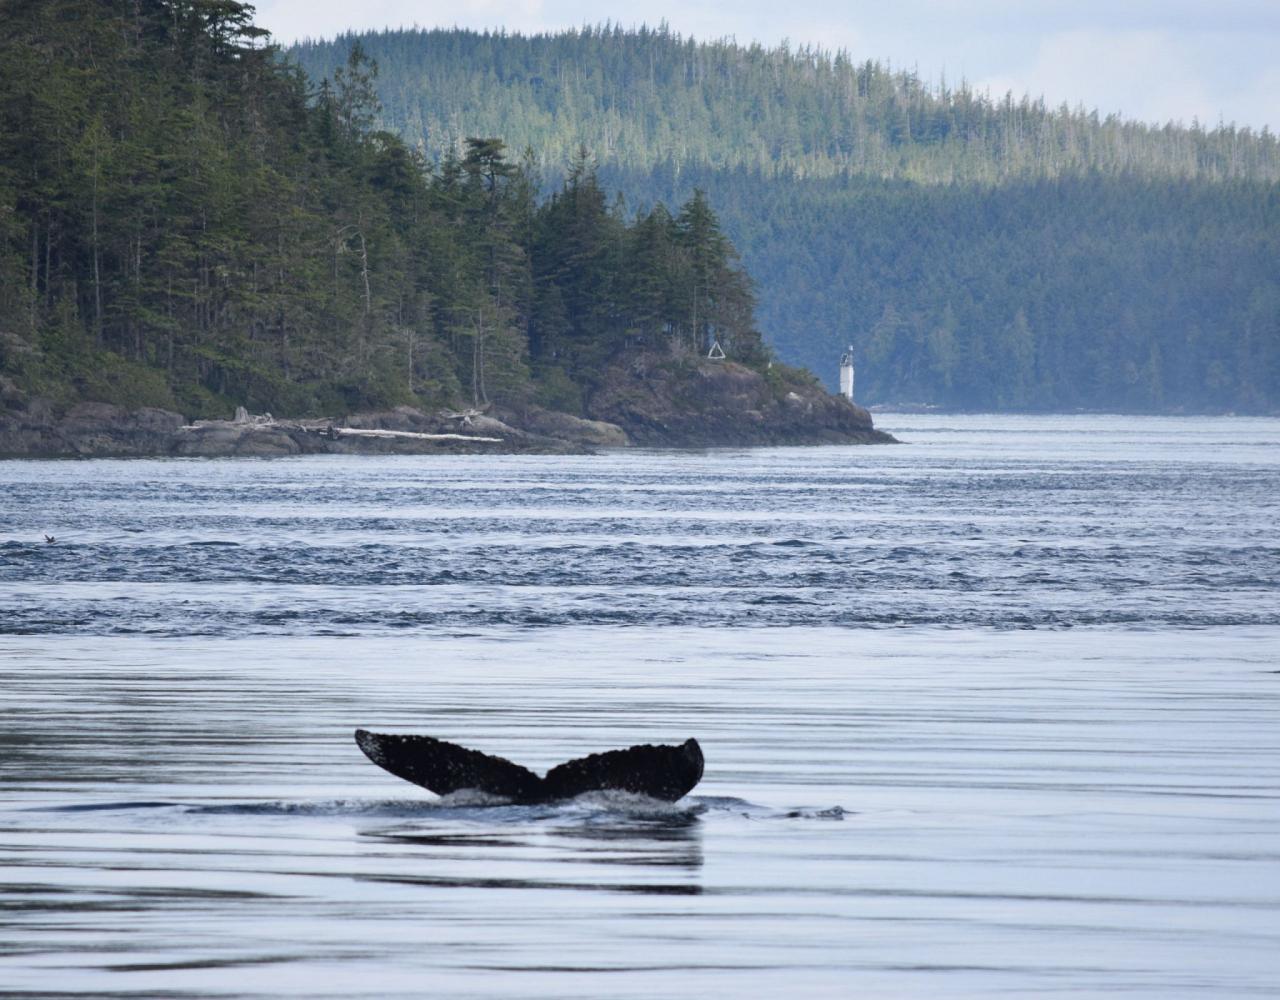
[2,414,1278,998]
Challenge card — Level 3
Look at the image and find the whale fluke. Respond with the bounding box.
[354,730,543,800]
[354,729,704,803]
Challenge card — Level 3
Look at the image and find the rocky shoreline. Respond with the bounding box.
[0,357,895,458]
[586,353,894,448]
[0,402,612,458]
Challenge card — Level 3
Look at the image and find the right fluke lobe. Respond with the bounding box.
[543,738,704,801]
[353,730,704,803]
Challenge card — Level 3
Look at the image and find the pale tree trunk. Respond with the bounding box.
[357,229,371,317]
[29,221,38,331]
[91,135,102,344]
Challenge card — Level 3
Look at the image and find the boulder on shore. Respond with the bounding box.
[172,421,308,457]
[495,405,629,449]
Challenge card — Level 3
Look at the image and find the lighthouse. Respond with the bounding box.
[839,345,855,402]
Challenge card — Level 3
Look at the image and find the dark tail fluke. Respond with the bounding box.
[542,738,703,801]
[353,730,543,801]
[354,730,703,803]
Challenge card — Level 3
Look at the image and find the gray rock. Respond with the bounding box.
[172,423,305,457]
[514,407,630,447]
[132,408,185,435]
[341,406,433,432]
[0,398,188,457]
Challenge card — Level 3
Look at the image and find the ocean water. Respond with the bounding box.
[1,414,1278,998]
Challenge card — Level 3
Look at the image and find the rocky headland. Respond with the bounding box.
[0,357,894,458]
[585,353,893,447]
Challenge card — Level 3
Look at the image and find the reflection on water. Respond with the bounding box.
[3,629,1278,998]
[2,415,1279,998]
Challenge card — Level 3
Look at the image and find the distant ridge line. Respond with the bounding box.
[289,25,1279,185]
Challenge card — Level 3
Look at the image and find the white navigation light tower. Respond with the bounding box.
[839,345,855,402]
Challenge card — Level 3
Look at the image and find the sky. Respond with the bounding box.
[253,0,1280,132]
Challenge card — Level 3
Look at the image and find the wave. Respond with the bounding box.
[33,794,845,824]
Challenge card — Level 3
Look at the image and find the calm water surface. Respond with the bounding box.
[1,414,1278,998]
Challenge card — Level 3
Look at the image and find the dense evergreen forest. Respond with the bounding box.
[293,27,1280,412]
[0,3,764,419]
[292,26,1279,185]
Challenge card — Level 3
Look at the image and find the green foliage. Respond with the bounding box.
[693,171,1280,412]
[292,26,1279,185]
[532,365,584,414]
[0,4,766,417]
[5,321,178,413]
[73,354,179,412]
[291,27,1280,413]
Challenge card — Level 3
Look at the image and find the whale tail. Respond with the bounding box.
[354,730,704,803]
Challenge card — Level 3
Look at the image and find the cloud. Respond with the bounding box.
[973,30,1208,125]
[973,29,1276,128]
[858,0,1280,35]
[1227,67,1280,133]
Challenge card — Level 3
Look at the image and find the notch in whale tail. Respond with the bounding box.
[354,729,704,803]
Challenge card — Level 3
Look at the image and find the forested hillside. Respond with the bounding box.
[0,4,766,419]
[293,27,1280,412]
[603,165,1280,412]
[292,26,1278,185]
